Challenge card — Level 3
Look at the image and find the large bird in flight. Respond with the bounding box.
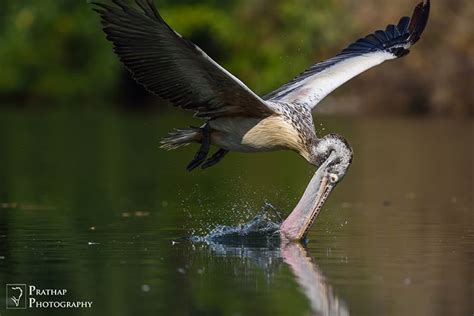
[93,0,429,172]
[93,0,430,241]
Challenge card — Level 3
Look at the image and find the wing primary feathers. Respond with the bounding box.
[397,17,411,34]
[408,0,431,44]
[264,1,430,104]
[340,0,430,58]
[92,0,274,119]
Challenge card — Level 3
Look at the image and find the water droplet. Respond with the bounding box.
[404,277,412,285]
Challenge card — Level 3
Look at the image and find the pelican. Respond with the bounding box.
[93,1,430,240]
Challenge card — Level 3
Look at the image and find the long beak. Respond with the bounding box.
[280,170,335,241]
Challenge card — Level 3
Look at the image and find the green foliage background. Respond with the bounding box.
[0,0,346,104]
[0,0,472,115]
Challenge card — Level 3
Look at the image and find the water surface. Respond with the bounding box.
[0,109,472,315]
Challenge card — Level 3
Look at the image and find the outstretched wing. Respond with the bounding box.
[93,0,274,119]
[264,0,430,109]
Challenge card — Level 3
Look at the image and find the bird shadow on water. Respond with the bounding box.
[190,205,350,316]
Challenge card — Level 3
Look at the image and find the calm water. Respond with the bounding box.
[0,109,472,315]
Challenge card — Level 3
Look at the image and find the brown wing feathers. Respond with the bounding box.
[93,0,273,119]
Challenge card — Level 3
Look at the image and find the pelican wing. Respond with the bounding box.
[93,0,274,119]
[264,0,430,109]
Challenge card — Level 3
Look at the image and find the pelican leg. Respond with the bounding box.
[186,124,211,171]
[201,149,229,169]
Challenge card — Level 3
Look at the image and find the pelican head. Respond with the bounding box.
[280,134,353,241]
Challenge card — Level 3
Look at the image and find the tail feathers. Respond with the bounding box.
[160,128,200,150]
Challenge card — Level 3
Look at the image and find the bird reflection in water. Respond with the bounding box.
[198,236,349,316]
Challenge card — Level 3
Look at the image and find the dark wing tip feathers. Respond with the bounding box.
[92,0,274,119]
[408,0,431,44]
[341,0,430,58]
[92,0,163,25]
[263,1,431,101]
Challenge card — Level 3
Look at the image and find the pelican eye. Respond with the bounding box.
[329,174,339,183]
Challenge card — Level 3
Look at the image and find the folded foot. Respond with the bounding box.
[201,149,229,169]
[186,124,211,171]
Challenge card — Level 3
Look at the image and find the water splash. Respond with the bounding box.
[191,203,282,244]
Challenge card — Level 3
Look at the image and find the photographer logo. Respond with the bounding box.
[6,284,27,309]
[5,284,93,310]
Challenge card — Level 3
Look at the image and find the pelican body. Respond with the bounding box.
[93,0,430,240]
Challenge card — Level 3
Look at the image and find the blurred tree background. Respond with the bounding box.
[0,0,472,116]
